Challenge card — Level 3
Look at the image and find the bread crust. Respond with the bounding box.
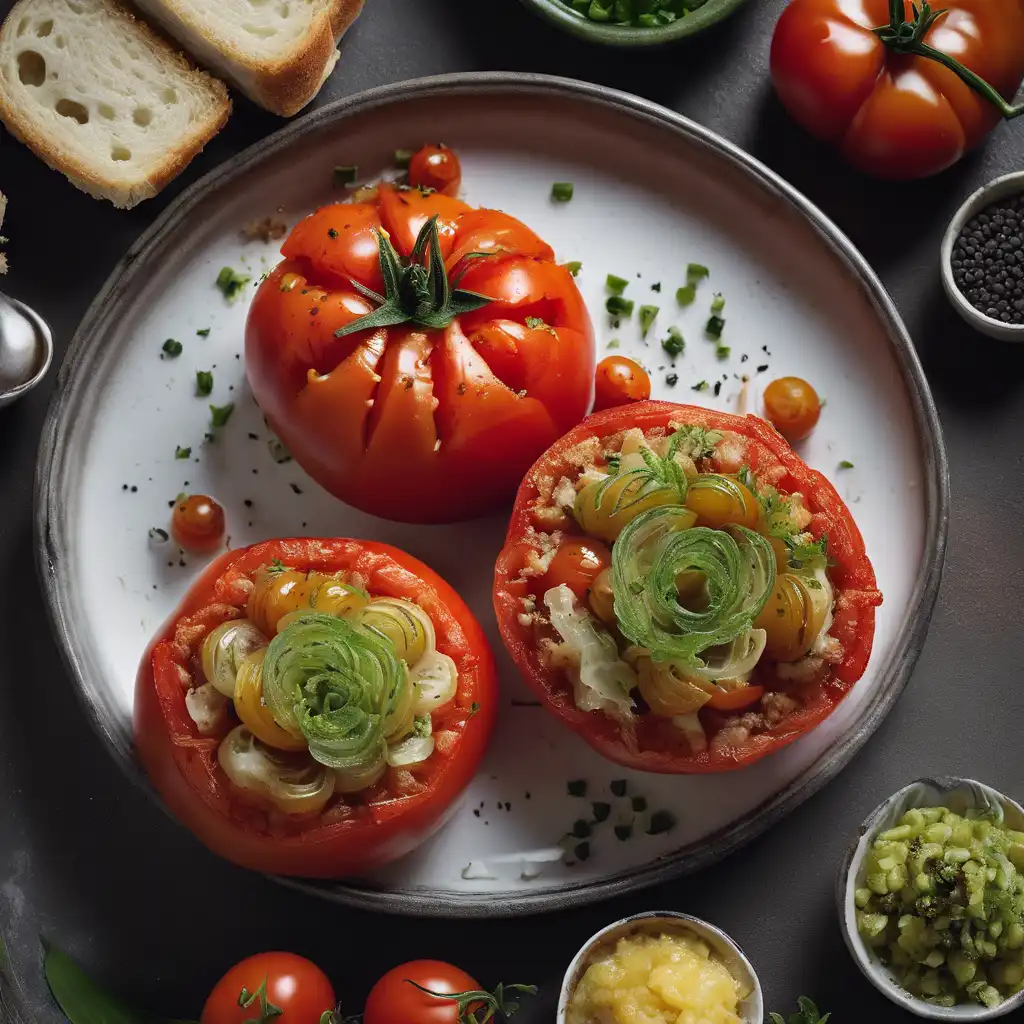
[0,0,230,208]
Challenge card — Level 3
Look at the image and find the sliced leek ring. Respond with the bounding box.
[360,598,436,665]
[410,650,458,717]
[201,619,268,697]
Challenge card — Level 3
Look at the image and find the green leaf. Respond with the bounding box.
[43,940,199,1024]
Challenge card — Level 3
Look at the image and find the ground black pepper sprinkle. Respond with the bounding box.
[952,194,1024,324]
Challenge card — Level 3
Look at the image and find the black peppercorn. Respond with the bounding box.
[952,194,1024,325]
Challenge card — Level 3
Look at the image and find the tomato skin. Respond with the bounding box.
[770,0,1024,179]
[408,145,462,196]
[246,179,594,524]
[593,356,651,412]
[201,953,335,1024]
[493,401,882,774]
[763,376,821,441]
[364,961,480,1024]
[539,539,612,601]
[171,495,225,554]
[134,538,498,878]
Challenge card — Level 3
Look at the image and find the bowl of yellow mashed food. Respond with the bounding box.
[558,912,763,1024]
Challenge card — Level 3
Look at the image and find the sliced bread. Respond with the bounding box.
[129,0,363,117]
[0,0,230,208]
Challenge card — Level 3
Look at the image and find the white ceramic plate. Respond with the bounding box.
[36,74,947,917]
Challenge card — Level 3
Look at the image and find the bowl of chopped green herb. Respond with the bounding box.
[518,0,750,45]
[839,777,1024,1020]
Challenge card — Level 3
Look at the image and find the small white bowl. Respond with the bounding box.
[556,911,764,1024]
[941,172,1024,341]
[838,776,1024,1021]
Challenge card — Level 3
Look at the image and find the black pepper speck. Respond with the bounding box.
[952,194,1024,324]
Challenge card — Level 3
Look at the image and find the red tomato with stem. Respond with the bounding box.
[770,0,1024,179]
[364,961,481,1024]
[134,538,498,877]
[408,145,462,196]
[593,355,651,412]
[201,953,335,1024]
[246,165,594,524]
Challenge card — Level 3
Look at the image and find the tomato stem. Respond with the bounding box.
[238,978,284,1024]
[875,3,1024,120]
[408,981,538,1024]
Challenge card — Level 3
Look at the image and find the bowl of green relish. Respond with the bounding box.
[839,778,1024,1019]
[518,0,750,46]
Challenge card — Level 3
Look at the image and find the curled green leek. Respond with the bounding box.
[262,613,413,786]
[612,506,776,673]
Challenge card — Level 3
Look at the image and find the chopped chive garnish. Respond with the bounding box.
[692,380,708,391]
[638,304,659,338]
[647,810,676,835]
[606,273,629,295]
[574,841,591,861]
[610,779,627,797]
[209,403,235,428]
[606,296,634,317]
[687,263,710,281]
[711,293,725,313]
[592,801,611,822]
[568,780,587,797]
[195,370,213,397]
[174,445,191,459]
[675,284,696,306]
[148,527,168,542]
[714,381,722,397]
[607,339,621,349]
[666,373,678,386]
[716,345,731,360]
[215,266,251,303]
[651,282,661,293]
[564,261,583,277]
[614,824,633,842]
[839,460,854,469]
[394,148,414,170]
[571,819,592,839]
[333,165,358,186]
[525,316,547,329]
[196,328,210,338]
[551,181,574,202]
[705,315,726,339]
[632,796,648,812]
[661,326,684,359]
[161,338,182,357]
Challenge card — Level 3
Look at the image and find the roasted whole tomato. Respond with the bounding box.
[246,163,595,523]
[770,0,1024,179]
[201,953,335,1024]
[135,538,497,877]
[493,402,882,773]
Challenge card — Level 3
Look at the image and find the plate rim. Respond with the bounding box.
[33,71,950,918]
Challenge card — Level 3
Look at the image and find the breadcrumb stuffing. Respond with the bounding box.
[242,217,287,243]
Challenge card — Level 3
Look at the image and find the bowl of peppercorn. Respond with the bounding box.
[942,172,1024,341]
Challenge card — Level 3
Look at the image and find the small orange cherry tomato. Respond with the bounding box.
[171,494,225,553]
[763,376,821,441]
[540,539,613,601]
[408,145,462,196]
[593,355,651,413]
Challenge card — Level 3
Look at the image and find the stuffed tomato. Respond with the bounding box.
[493,402,882,773]
[245,147,594,524]
[135,538,497,877]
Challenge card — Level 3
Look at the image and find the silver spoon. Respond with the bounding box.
[0,292,53,409]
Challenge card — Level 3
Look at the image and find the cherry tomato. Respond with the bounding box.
[593,355,651,412]
[171,494,225,553]
[364,960,480,1024]
[408,145,462,197]
[763,377,821,441]
[200,952,335,1024]
[539,539,612,601]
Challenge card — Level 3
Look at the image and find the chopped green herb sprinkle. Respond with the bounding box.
[394,148,414,170]
[651,282,662,293]
[209,403,235,428]
[607,339,621,350]
[705,315,726,339]
[333,165,358,186]
[610,779,627,797]
[195,370,213,397]
[675,284,696,306]
[716,345,731,360]
[606,273,629,295]
[692,380,708,391]
[327,227,339,239]
[614,824,633,842]
[666,373,679,387]
[592,801,611,822]
[161,338,182,357]
[638,304,659,338]
[551,181,574,202]
[687,263,710,281]
[661,326,684,359]
[568,780,587,797]
[711,293,725,313]
[564,261,583,277]
[839,460,854,469]
[632,796,648,812]
[525,316,546,329]
[215,267,251,303]
[606,296,634,318]
[470,701,480,716]
[647,810,676,835]
[571,819,592,839]
[148,527,169,542]
[196,328,210,338]
[174,446,191,459]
